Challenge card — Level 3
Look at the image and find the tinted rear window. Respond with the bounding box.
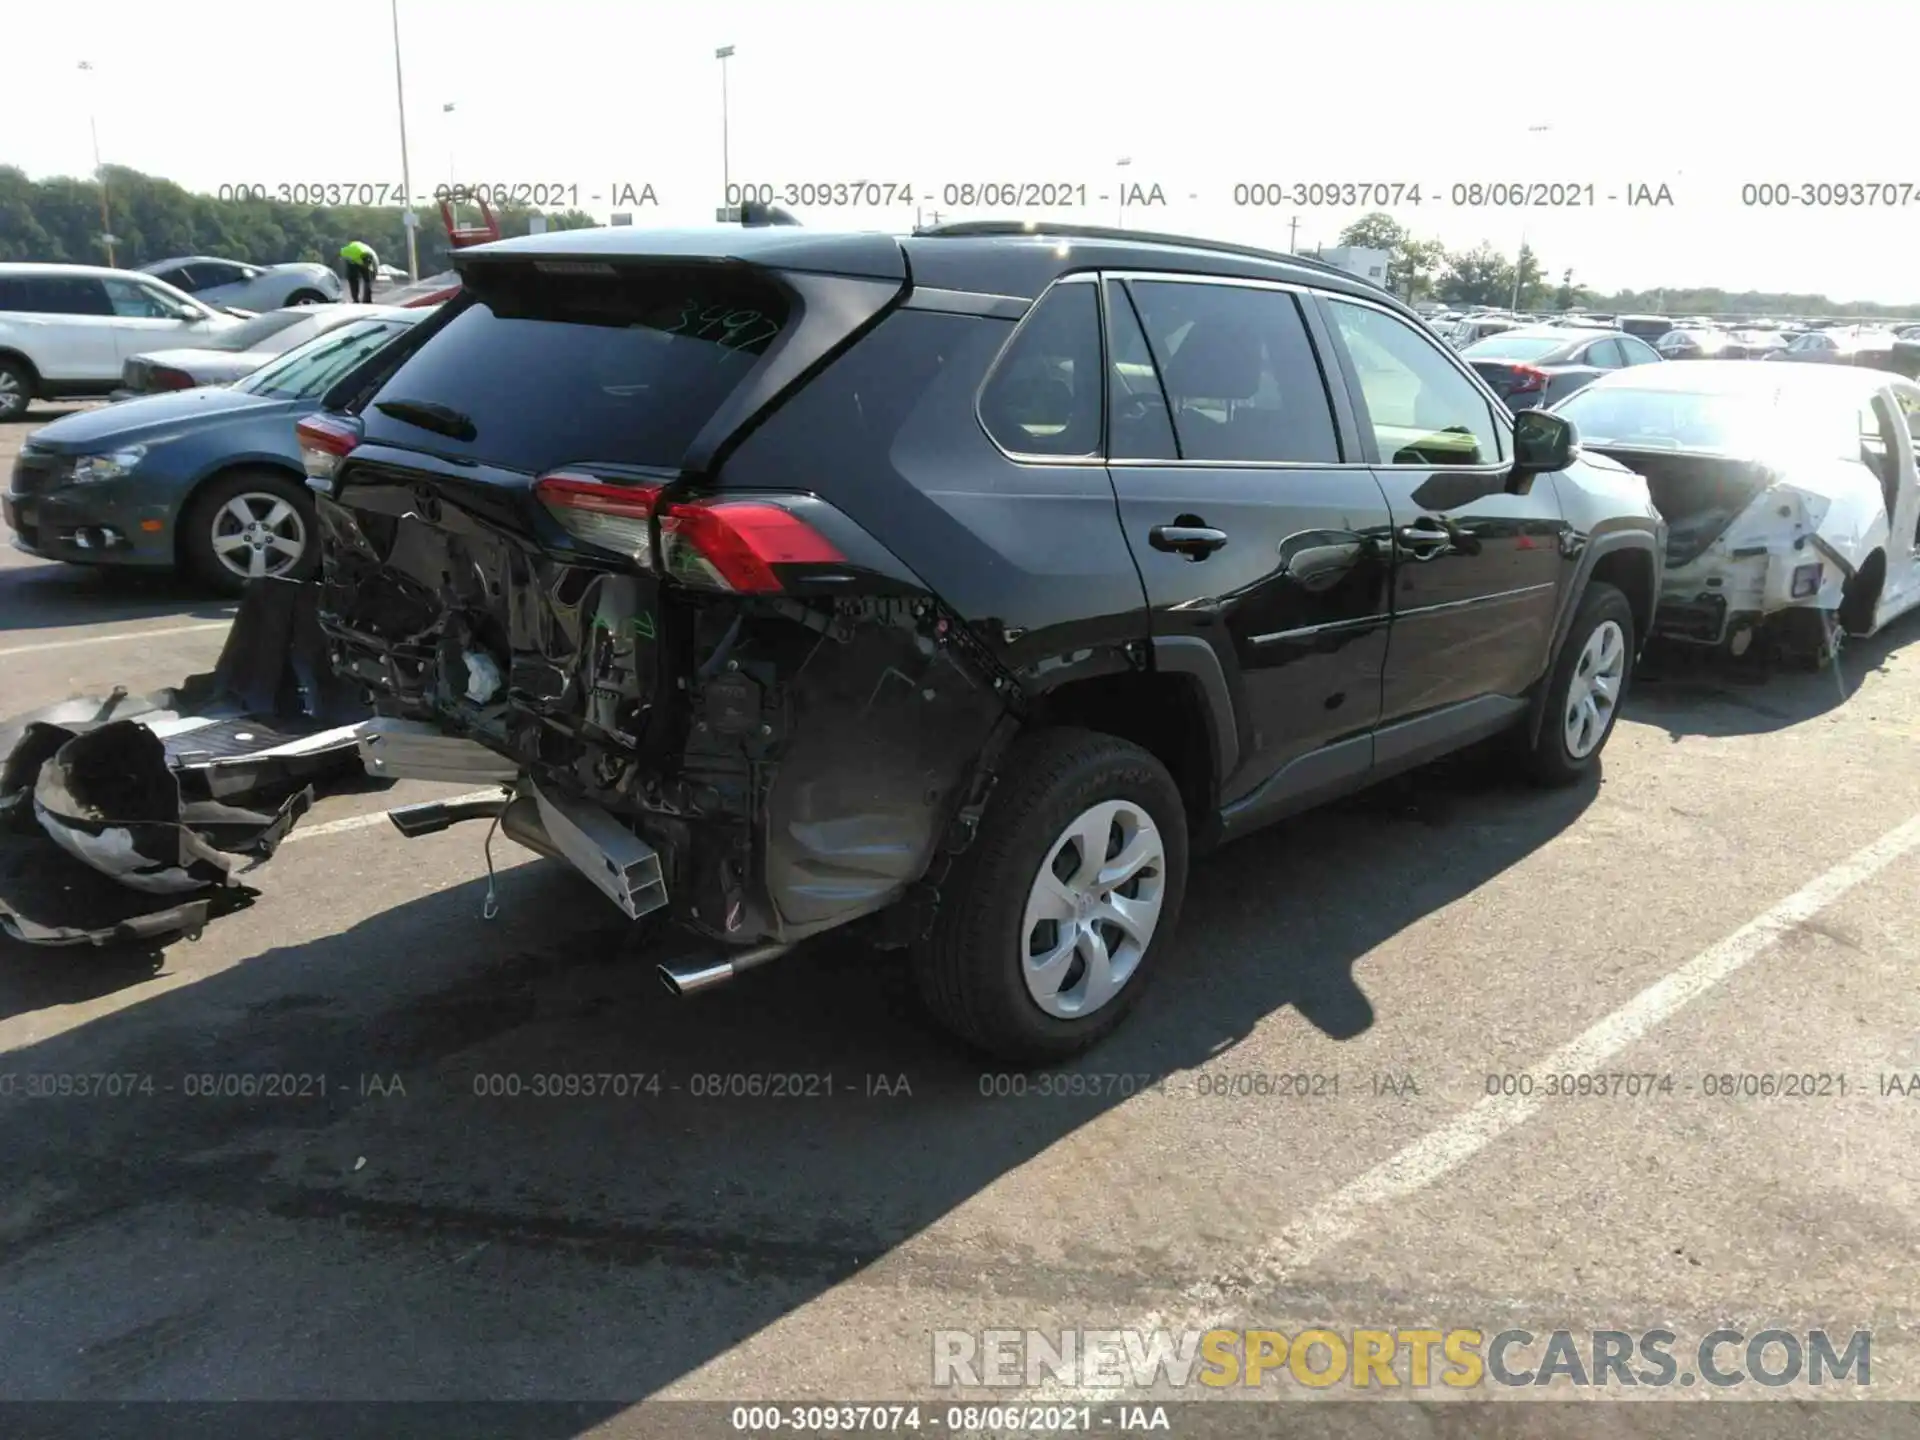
[361,264,792,474]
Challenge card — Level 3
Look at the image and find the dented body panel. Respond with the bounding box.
[1596,447,1890,645]
[317,468,1010,947]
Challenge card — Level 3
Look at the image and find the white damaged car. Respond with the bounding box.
[1552,362,1920,668]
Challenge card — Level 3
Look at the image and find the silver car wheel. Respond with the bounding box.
[0,367,25,419]
[1564,618,1626,759]
[209,492,307,581]
[1020,799,1167,1019]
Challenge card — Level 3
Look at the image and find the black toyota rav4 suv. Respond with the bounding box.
[300,219,1665,1062]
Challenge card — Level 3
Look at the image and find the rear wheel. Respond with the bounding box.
[285,289,329,306]
[1522,581,1635,786]
[182,470,317,595]
[912,729,1188,1063]
[0,356,33,421]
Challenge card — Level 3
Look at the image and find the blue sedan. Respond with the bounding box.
[5,308,424,594]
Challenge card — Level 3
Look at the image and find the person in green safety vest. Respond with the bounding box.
[340,241,379,303]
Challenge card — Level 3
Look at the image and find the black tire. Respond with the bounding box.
[1768,607,1843,672]
[285,289,329,306]
[180,469,319,596]
[0,355,34,422]
[1522,581,1636,786]
[912,728,1189,1064]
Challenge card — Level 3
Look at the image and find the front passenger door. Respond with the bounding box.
[1318,295,1569,725]
[103,278,219,365]
[1102,275,1394,811]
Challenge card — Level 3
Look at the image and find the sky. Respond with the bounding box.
[10,0,1920,302]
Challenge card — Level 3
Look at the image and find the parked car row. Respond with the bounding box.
[9,217,1920,1059]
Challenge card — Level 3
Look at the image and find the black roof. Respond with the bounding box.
[450,219,1415,316]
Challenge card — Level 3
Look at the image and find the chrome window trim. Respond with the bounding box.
[972,272,1108,465]
[1317,289,1516,473]
[902,287,1032,320]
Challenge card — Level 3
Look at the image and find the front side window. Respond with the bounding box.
[1584,338,1626,368]
[150,265,197,291]
[1324,298,1502,467]
[978,281,1104,457]
[1620,337,1662,365]
[1125,280,1340,464]
[103,279,178,319]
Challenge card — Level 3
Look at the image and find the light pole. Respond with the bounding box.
[716,46,735,204]
[77,62,114,267]
[443,101,457,188]
[390,0,419,281]
[1511,122,1552,312]
[1114,157,1131,228]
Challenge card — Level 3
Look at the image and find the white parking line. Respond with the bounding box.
[282,789,508,844]
[1046,808,1920,1401]
[0,621,231,659]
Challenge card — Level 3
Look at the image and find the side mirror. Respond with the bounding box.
[1512,407,1577,475]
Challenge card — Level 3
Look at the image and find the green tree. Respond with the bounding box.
[1439,244,1513,307]
[1393,237,1448,303]
[1511,243,1547,309]
[1337,211,1407,253]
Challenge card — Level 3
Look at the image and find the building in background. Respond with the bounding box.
[1316,246,1391,287]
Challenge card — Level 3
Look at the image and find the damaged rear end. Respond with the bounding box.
[308,236,1012,966]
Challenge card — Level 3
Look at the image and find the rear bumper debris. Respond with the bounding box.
[0,577,370,947]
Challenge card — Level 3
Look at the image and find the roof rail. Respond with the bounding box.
[911,219,1389,291]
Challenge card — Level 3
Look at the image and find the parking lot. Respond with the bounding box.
[5,397,1920,1429]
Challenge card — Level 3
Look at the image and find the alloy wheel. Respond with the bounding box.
[1020,799,1168,1019]
[0,368,24,419]
[1564,618,1627,759]
[209,492,308,581]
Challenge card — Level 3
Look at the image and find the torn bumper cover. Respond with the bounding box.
[0,578,366,946]
[0,721,310,946]
[1635,459,1889,648]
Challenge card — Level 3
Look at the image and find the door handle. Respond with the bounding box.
[1395,522,1452,559]
[1149,524,1229,559]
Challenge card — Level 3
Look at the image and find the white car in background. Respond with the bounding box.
[139,256,343,311]
[0,264,244,421]
[1554,362,1920,667]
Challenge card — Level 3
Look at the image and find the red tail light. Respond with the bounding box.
[1508,365,1548,393]
[150,365,196,391]
[660,499,844,593]
[534,473,844,592]
[296,413,363,481]
[535,472,664,568]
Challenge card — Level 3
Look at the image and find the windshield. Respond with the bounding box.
[1557,383,1854,458]
[359,265,792,474]
[201,309,317,353]
[1464,334,1567,361]
[235,318,413,400]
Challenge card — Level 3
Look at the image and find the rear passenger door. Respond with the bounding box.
[23,276,123,382]
[1315,294,1568,727]
[1101,273,1395,812]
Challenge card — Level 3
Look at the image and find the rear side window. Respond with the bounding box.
[1126,279,1341,463]
[1104,282,1178,461]
[0,277,32,312]
[978,281,1103,457]
[362,264,792,474]
[11,276,114,317]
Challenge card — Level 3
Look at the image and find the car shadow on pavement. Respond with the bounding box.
[0,749,1595,1407]
[0,560,236,634]
[1626,616,1916,740]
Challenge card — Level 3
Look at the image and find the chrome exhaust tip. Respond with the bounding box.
[658,943,792,997]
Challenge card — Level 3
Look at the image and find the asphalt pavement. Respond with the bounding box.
[4,402,1920,1437]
